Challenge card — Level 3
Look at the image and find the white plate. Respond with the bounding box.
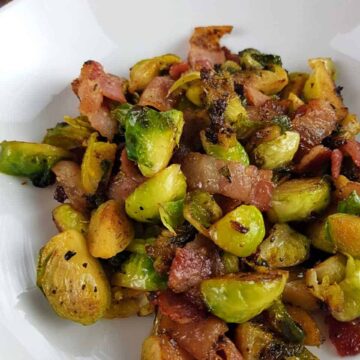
[0,0,360,358]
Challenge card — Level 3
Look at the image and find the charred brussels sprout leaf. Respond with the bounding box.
[87,200,134,259]
[112,253,167,291]
[124,107,184,177]
[183,190,223,237]
[268,178,331,223]
[36,230,111,325]
[254,131,300,170]
[0,141,72,187]
[209,205,265,257]
[125,164,187,223]
[81,133,117,195]
[338,191,360,215]
[201,271,288,323]
[239,48,282,70]
[159,199,184,234]
[52,204,89,234]
[258,223,310,268]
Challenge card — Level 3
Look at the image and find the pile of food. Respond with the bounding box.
[2,25,360,359]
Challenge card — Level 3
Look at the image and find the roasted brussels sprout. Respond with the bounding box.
[238,48,282,70]
[129,54,180,93]
[338,113,360,140]
[253,131,300,170]
[257,224,310,268]
[200,130,249,164]
[126,237,155,255]
[87,200,134,259]
[0,141,71,187]
[221,60,241,74]
[288,92,305,112]
[338,190,360,215]
[37,230,111,325]
[281,72,309,98]
[81,133,117,195]
[52,204,89,234]
[201,271,288,323]
[159,199,184,233]
[112,253,167,291]
[125,164,187,222]
[124,107,184,177]
[183,190,223,237]
[222,252,240,274]
[209,205,265,257]
[268,178,331,223]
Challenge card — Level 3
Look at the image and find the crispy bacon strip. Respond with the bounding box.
[181,152,274,211]
[188,26,233,70]
[243,84,271,106]
[295,145,332,174]
[247,99,290,122]
[331,149,343,179]
[340,140,360,167]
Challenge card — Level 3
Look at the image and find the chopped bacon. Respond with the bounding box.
[247,99,290,122]
[169,62,190,80]
[181,152,274,211]
[292,99,338,159]
[222,46,240,64]
[138,76,174,111]
[243,84,271,106]
[168,236,224,293]
[188,26,233,70]
[214,336,244,360]
[159,314,228,360]
[214,195,242,215]
[340,140,360,167]
[328,316,360,356]
[107,149,145,202]
[52,161,88,212]
[295,145,332,174]
[88,106,117,140]
[331,149,344,179]
[156,290,205,324]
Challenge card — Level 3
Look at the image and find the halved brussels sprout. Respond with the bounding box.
[129,54,180,93]
[303,58,347,120]
[185,81,203,106]
[308,57,336,80]
[37,230,111,325]
[87,200,134,259]
[200,130,249,165]
[221,60,241,74]
[222,252,240,274]
[201,271,288,323]
[238,48,282,70]
[126,238,155,255]
[125,164,187,222]
[338,113,360,140]
[338,190,360,215]
[0,141,71,187]
[209,205,265,257]
[112,253,167,291]
[124,107,184,177]
[257,223,310,268]
[81,133,117,195]
[183,190,223,237]
[334,175,360,200]
[288,92,305,112]
[268,178,331,223]
[281,72,309,98]
[159,199,184,233]
[253,131,300,170]
[168,71,201,94]
[52,204,89,234]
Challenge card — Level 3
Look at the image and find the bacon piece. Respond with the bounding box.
[168,236,224,293]
[188,26,233,70]
[181,152,274,211]
[340,140,360,167]
[107,149,145,202]
[169,62,190,80]
[52,160,88,212]
[138,76,174,111]
[247,99,290,122]
[222,46,240,64]
[292,99,337,159]
[295,145,332,174]
[243,84,271,106]
[159,314,228,360]
[328,316,360,356]
[331,149,344,179]
[214,195,242,215]
[88,106,117,140]
[214,336,244,360]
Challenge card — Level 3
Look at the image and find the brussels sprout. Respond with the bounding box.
[52,204,89,234]
[209,205,265,257]
[308,57,336,80]
[185,81,203,106]
[222,252,240,274]
[221,60,242,74]
[125,164,187,223]
[281,72,309,98]
[81,133,117,195]
[239,48,282,70]
[126,238,155,255]
[159,199,184,233]
[168,71,201,94]
[111,103,134,127]
[258,224,310,268]
[124,107,184,177]
[63,115,92,129]
[338,190,360,215]
[334,175,360,200]
[267,178,331,223]
[112,253,167,291]
[288,92,305,112]
[338,113,360,140]
[129,54,180,93]
[0,141,71,187]
[43,121,92,149]
[266,299,305,343]
[87,200,134,259]
[183,190,223,236]
[253,131,300,170]
[303,58,347,120]
[200,130,249,165]
[201,271,288,323]
[36,230,111,325]
[307,218,334,253]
